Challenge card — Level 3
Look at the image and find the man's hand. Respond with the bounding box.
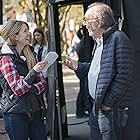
[101,104,111,111]
[59,57,78,71]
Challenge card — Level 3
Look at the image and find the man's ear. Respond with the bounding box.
[98,21,102,28]
[97,19,103,28]
[98,24,101,28]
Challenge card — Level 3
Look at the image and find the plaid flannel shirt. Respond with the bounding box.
[0,55,46,96]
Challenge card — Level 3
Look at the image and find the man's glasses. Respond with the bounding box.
[83,17,98,25]
[83,17,92,24]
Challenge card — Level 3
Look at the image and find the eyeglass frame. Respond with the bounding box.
[82,16,98,25]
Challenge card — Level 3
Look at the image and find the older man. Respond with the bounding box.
[61,2,135,140]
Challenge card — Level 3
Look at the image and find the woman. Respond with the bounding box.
[32,27,48,63]
[32,27,48,97]
[0,20,48,140]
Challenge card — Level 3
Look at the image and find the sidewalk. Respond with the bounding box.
[63,64,89,140]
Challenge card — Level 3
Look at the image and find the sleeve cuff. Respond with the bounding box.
[24,69,38,85]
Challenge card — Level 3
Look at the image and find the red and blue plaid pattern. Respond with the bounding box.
[0,55,46,96]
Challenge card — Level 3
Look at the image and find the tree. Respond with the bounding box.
[58,5,83,54]
[59,5,71,54]
[15,0,48,31]
[31,0,48,30]
[5,0,83,54]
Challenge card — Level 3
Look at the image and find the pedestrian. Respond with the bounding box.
[66,29,75,56]
[32,27,48,98]
[0,20,48,140]
[60,2,135,140]
[76,26,94,118]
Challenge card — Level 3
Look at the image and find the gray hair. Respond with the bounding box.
[88,2,115,30]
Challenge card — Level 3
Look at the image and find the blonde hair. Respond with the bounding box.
[0,20,36,70]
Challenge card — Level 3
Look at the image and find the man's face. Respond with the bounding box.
[83,8,100,39]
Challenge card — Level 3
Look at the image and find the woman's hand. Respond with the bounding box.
[33,60,48,73]
[59,57,78,71]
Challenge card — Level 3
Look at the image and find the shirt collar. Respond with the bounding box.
[95,37,103,47]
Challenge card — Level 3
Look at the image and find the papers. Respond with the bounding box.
[43,51,58,71]
[0,36,5,46]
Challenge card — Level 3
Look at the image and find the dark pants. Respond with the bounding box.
[89,107,128,140]
[76,77,89,116]
[3,111,47,140]
[44,78,48,98]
